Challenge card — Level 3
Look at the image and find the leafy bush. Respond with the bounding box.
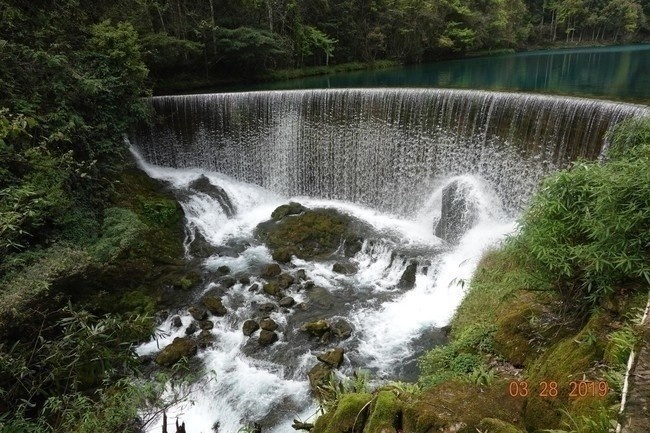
[516,117,650,313]
[419,324,495,388]
[91,208,147,263]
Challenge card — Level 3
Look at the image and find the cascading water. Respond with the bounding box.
[131,89,648,433]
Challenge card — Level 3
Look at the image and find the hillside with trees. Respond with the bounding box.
[95,0,649,89]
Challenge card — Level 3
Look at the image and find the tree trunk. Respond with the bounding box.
[266,0,274,33]
[209,0,217,55]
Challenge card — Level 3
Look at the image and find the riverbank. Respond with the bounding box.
[152,60,400,95]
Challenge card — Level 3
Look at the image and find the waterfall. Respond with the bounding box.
[130,89,648,433]
[132,89,648,216]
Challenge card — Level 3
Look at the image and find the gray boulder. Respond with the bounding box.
[434,180,479,244]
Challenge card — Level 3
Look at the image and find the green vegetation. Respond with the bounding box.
[0,2,195,431]
[72,0,648,92]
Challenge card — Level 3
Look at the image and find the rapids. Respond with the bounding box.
[130,88,648,432]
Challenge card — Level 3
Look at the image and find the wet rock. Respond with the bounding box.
[279,296,296,308]
[332,262,356,274]
[307,286,335,309]
[215,246,239,258]
[261,263,282,278]
[398,260,418,289]
[257,207,373,261]
[188,175,234,217]
[248,283,261,292]
[272,248,294,263]
[239,276,251,285]
[344,237,364,257]
[301,320,330,336]
[277,273,295,289]
[271,201,307,221]
[302,280,315,290]
[139,354,154,365]
[331,320,353,340]
[199,320,214,331]
[185,321,198,335]
[263,282,282,297]
[188,306,207,321]
[216,265,231,276]
[197,330,216,348]
[260,317,278,331]
[434,179,479,244]
[243,319,260,336]
[295,269,307,281]
[155,337,198,366]
[258,330,279,346]
[171,315,183,328]
[259,303,277,313]
[308,364,332,394]
[188,231,216,259]
[221,276,236,288]
[202,296,228,316]
[317,348,345,368]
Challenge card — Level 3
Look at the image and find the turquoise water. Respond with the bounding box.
[229,45,650,103]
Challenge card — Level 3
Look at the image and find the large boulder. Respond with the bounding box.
[202,296,227,316]
[317,348,345,368]
[434,180,479,244]
[188,175,234,217]
[155,337,198,366]
[301,320,330,336]
[243,319,260,336]
[256,205,373,262]
[258,330,279,346]
[260,317,278,331]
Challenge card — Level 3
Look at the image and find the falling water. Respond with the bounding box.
[130,89,648,433]
[133,89,648,215]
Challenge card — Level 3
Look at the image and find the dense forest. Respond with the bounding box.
[1,0,649,432]
[103,0,650,84]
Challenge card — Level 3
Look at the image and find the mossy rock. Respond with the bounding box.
[202,295,227,316]
[261,263,282,278]
[301,320,330,336]
[402,380,524,433]
[155,337,198,366]
[263,282,282,297]
[493,295,545,367]
[312,393,373,433]
[256,207,371,261]
[317,348,345,368]
[271,201,307,220]
[523,313,608,431]
[365,391,403,433]
[477,418,524,433]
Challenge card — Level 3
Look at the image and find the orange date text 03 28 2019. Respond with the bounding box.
[508,380,609,398]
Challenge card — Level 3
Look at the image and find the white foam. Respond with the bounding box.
[132,148,517,431]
